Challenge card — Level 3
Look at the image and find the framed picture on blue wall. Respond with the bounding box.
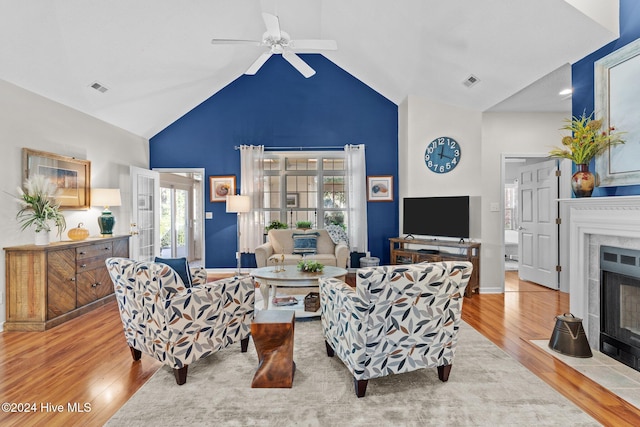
[367,175,393,202]
[209,175,235,202]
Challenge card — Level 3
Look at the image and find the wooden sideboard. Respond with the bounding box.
[4,235,129,331]
[389,237,480,297]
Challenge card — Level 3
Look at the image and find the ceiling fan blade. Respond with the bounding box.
[262,13,281,39]
[282,51,315,78]
[211,39,262,46]
[245,52,272,75]
[289,39,337,51]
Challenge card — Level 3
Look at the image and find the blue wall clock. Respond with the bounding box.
[424,136,461,173]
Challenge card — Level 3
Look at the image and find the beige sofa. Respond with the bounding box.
[255,229,349,268]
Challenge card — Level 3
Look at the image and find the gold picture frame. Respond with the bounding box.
[23,148,91,209]
[367,175,394,202]
[209,175,236,202]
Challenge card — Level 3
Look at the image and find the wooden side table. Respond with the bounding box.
[251,310,296,388]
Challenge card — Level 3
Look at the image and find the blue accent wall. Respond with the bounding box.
[150,54,398,268]
[571,0,640,196]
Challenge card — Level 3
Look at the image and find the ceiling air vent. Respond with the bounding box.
[90,81,108,93]
[463,75,480,88]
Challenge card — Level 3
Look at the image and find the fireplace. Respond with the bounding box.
[561,195,640,357]
[600,245,640,371]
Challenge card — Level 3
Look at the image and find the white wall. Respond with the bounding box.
[399,96,567,293]
[403,96,483,199]
[481,112,566,292]
[0,79,148,331]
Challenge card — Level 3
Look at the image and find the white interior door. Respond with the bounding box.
[130,166,160,261]
[517,159,559,289]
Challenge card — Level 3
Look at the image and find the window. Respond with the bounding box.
[262,152,347,230]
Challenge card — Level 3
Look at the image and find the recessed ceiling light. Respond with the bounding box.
[558,88,572,96]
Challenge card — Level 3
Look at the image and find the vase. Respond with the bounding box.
[34,230,50,246]
[571,164,595,198]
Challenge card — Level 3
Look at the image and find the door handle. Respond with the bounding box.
[518,226,526,231]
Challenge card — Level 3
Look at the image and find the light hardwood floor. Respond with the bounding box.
[1,272,639,426]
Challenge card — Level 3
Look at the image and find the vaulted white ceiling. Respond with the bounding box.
[0,0,619,138]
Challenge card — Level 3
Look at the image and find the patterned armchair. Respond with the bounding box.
[320,261,472,397]
[106,257,255,385]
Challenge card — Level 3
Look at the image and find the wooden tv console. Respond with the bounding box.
[389,237,480,297]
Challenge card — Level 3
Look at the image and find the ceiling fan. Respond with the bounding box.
[211,13,337,78]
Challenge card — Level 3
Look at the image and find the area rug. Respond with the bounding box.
[107,321,597,427]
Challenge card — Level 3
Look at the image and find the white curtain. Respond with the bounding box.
[345,144,367,253]
[239,145,264,253]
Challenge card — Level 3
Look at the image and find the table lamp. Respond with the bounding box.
[92,188,122,236]
[226,194,251,274]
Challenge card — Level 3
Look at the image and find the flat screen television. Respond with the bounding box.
[403,196,470,239]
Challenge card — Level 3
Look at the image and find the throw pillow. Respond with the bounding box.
[325,224,349,247]
[292,232,319,255]
[154,257,192,287]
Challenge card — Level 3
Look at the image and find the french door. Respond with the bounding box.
[130,166,160,261]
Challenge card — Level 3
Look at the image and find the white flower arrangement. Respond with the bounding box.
[15,174,66,236]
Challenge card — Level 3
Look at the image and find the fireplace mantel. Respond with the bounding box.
[560,195,640,210]
[560,195,640,347]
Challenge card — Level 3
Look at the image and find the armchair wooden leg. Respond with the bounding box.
[129,346,141,361]
[325,340,335,357]
[354,378,368,398]
[437,364,452,382]
[174,366,189,385]
[240,336,249,353]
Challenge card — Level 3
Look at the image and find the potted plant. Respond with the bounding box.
[296,220,312,230]
[15,174,66,245]
[265,220,288,233]
[549,112,625,197]
[297,259,324,273]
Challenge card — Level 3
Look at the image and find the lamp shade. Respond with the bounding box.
[226,195,250,213]
[92,188,122,208]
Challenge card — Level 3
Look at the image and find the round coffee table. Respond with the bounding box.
[252,265,347,318]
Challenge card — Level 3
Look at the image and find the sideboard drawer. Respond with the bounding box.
[77,256,109,272]
[77,242,113,260]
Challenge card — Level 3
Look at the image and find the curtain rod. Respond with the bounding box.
[234,145,363,151]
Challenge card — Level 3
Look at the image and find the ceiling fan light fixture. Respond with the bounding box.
[211,12,336,78]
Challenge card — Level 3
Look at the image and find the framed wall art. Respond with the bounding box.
[286,193,298,208]
[209,175,236,202]
[23,148,91,209]
[367,175,393,202]
[595,38,640,187]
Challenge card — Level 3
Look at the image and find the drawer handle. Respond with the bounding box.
[81,264,87,268]
[91,282,102,288]
[79,251,86,255]
[70,277,76,282]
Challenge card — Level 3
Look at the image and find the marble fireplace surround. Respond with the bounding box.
[561,196,640,348]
